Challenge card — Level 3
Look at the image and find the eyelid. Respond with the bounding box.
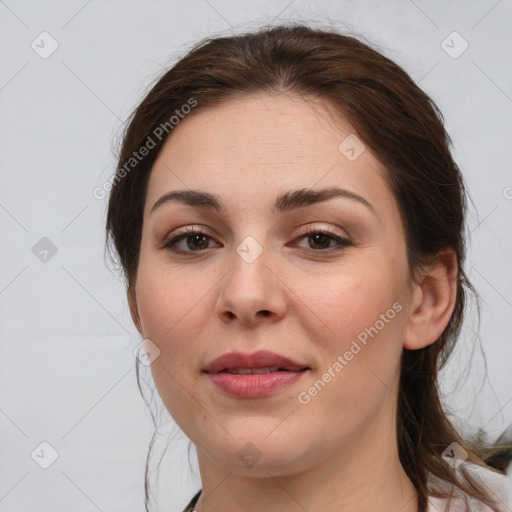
[297,224,348,239]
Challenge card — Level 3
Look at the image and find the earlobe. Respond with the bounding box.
[127,286,143,335]
[402,249,458,350]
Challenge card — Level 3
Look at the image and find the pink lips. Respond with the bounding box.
[203,350,309,398]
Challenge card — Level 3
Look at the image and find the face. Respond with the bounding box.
[131,93,415,477]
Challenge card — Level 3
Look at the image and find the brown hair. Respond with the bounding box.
[105,22,509,511]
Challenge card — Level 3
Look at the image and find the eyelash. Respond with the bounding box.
[161,225,352,255]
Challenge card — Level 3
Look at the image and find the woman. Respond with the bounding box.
[104,23,512,511]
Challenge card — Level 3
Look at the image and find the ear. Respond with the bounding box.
[127,285,143,335]
[403,248,458,350]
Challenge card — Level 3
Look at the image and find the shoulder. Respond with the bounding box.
[427,463,512,511]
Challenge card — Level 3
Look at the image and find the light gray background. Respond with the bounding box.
[1,1,511,511]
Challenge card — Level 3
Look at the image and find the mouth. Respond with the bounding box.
[203,350,310,398]
[203,350,310,374]
[220,366,305,374]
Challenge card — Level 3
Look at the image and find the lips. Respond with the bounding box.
[203,350,310,398]
[203,350,309,374]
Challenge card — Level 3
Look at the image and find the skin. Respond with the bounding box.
[128,92,457,512]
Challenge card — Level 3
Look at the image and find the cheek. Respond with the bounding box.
[133,264,213,425]
[304,260,403,347]
[135,269,210,354]
[134,237,217,337]
[299,260,406,399]
[295,274,405,432]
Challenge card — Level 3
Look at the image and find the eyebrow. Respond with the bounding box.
[149,186,376,216]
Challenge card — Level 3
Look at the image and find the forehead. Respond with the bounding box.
[154,93,357,165]
[145,93,394,217]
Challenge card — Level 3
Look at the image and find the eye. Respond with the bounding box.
[162,227,218,254]
[161,226,352,255]
[292,226,352,252]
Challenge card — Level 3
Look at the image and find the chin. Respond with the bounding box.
[203,433,307,476]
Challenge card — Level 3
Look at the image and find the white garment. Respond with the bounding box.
[427,463,512,511]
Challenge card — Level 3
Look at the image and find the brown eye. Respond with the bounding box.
[163,229,219,254]
[184,233,210,251]
[307,232,334,250]
[294,228,352,252]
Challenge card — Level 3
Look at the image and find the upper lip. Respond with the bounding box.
[203,350,309,373]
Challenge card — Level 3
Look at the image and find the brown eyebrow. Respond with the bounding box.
[149,186,376,216]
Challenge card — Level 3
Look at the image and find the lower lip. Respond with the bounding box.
[206,370,308,398]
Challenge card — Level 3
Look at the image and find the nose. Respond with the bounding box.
[215,241,288,327]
